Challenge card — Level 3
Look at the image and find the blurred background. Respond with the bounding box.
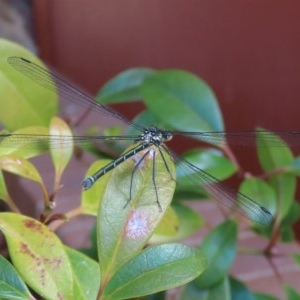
[1,0,300,297]
[3,0,300,226]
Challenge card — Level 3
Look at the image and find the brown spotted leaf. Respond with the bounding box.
[0,213,73,299]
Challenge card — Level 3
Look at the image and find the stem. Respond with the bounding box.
[5,195,20,213]
[258,166,290,180]
[222,144,243,174]
[48,206,83,231]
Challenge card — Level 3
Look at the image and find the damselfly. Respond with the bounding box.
[3,56,294,225]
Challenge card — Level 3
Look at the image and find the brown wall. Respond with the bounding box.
[33,0,300,234]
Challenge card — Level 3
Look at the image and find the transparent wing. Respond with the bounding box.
[0,133,140,148]
[163,145,273,225]
[7,56,144,131]
[172,130,300,147]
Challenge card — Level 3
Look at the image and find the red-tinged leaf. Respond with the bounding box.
[0,213,73,299]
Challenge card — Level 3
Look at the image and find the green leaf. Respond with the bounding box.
[279,202,300,242]
[103,243,207,299]
[0,39,58,130]
[79,223,98,261]
[280,225,295,242]
[253,292,278,300]
[195,220,237,289]
[229,276,255,300]
[141,70,224,145]
[97,144,176,286]
[0,171,9,203]
[152,206,179,236]
[256,129,296,221]
[285,285,300,300]
[179,281,207,300]
[180,276,231,300]
[239,178,277,220]
[49,117,73,181]
[0,255,34,300]
[127,110,171,136]
[0,213,73,299]
[282,201,300,226]
[0,155,48,202]
[0,126,49,158]
[81,159,112,216]
[286,156,300,175]
[174,148,236,200]
[150,203,204,243]
[293,254,300,269]
[177,148,236,188]
[65,247,100,300]
[0,155,43,182]
[97,68,155,103]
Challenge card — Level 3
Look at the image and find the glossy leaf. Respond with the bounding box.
[257,129,296,221]
[0,255,34,300]
[230,276,255,300]
[174,148,236,200]
[49,117,73,181]
[0,39,58,130]
[239,178,277,220]
[177,148,236,190]
[195,220,237,289]
[0,213,73,299]
[181,276,231,300]
[65,247,100,300]
[0,126,49,158]
[97,144,176,287]
[286,156,300,175]
[253,293,278,300]
[103,243,206,299]
[179,281,207,300]
[81,159,112,216]
[97,68,155,103]
[150,203,203,243]
[141,70,224,145]
[285,285,300,300]
[127,109,170,136]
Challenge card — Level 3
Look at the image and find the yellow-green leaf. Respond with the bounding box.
[0,39,58,130]
[153,206,179,236]
[81,159,112,216]
[0,155,48,204]
[0,155,42,182]
[97,144,176,283]
[0,213,73,299]
[0,126,49,158]
[49,117,73,180]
